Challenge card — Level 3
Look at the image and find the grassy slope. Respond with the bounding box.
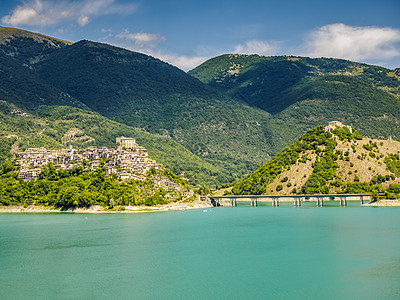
[266,137,400,195]
[231,124,400,196]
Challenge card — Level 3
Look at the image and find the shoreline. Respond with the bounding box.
[1,199,399,213]
[362,199,400,207]
[0,200,213,214]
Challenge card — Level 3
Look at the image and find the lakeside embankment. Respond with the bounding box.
[0,200,212,213]
[2,199,400,213]
[363,199,400,207]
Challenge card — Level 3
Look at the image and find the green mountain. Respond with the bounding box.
[0,28,81,109]
[0,101,226,185]
[2,26,400,187]
[231,123,400,199]
[0,27,272,185]
[33,40,272,177]
[0,26,71,65]
[0,27,226,185]
[189,54,400,155]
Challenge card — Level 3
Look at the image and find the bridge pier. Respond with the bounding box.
[294,197,302,206]
[316,197,324,207]
[340,197,347,206]
[360,196,364,205]
[251,198,258,207]
[272,197,279,206]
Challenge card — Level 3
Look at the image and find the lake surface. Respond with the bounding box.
[1,205,400,299]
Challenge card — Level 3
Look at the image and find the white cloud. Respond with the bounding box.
[303,23,400,61]
[117,44,208,71]
[114,29,208,71]
[107,35,208,71]
[233,40,281,56]
[114,36,282,71]
[152,51,208,71]
[116,30,166,48]
[3,6,38,25]
[78,15,89,26]
[1,0,138,27]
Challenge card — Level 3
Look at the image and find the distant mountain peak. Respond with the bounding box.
[0,26,72,65]
[0,26,71,46]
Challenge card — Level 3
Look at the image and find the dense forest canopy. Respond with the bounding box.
[0,160,191,209]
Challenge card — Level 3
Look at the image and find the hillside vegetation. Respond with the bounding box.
[0,159,191,209]
[1,27,400,186]
[0,101,226,185]
[231,123,400,199]
[34,41,272,177]
[190,55,400,155]
[0,28,272,184]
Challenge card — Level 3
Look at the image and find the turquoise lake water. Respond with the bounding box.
[1,205,400,299]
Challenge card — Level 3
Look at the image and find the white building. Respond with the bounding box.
[116,136,138,149]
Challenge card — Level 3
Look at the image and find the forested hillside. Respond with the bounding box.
[0,101,228,185]
[190,55,400,155]
[231,123,400,199]
[0,27,272,184]
[2,26,400,187]
[34,40,272,177]
[0,157,192,208]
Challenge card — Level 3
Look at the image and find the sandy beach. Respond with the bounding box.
[0,200,212,214]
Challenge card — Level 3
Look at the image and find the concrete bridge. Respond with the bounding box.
[209,194,373,207]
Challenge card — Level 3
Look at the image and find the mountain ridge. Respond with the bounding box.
[190,54,400,156]
[0,26,72,66]
[0,27,273,185]
[30,37,274,179]
[1,27,400,187]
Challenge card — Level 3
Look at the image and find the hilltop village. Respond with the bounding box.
[0,135,200,210]
[14,137,180,187]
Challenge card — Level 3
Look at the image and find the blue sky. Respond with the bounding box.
[1,0,400,71]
